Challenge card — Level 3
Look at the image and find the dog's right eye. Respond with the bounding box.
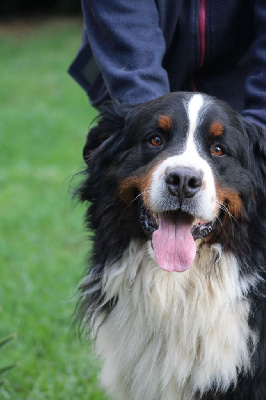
[149,136,163,147]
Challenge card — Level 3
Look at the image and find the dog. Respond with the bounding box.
[76,92,266,400]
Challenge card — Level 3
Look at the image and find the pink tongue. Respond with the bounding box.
[152,212,196,272]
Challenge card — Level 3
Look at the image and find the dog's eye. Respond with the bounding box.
[211,145,224,157]
[149,136,163,147]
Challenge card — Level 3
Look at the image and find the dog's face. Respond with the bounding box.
[82,92,265,273]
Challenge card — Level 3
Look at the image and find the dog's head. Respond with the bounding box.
[80,92,266,273]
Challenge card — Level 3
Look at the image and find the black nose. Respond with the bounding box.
[165,167,203,200]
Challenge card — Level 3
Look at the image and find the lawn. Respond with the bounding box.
[0,18,107,399]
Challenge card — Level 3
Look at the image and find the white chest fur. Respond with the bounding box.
[94,240,257,400]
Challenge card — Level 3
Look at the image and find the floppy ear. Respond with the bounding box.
[244,120,266,188]
[252,126,266,163]
[83,101,131,166]
[78,101,132,204]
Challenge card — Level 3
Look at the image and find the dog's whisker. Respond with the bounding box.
[130,189,151,206]
[218,201,239,224]
[215,215,223,228]
[130,192,142,204]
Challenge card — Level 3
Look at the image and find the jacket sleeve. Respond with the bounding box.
[81,0,170,104]
[242,0,266,130]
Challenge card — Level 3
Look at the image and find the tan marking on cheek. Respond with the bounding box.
[118,176,142,204]
[118,170,155,206]
[158,114,172,131]
[216,185,243,218]
[118,162,163,206]
[210,121,224,137]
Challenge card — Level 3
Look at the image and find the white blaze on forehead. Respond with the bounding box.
[178,93,205,165]
[186,93,204,143]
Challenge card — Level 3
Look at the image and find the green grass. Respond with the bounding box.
[0,18,107,399]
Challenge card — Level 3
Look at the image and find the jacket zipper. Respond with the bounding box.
[191,0,207,91]
[198,0,207,68]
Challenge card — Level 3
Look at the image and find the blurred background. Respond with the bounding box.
[0,1,106,399]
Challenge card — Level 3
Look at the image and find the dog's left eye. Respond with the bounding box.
[149,136,163,147]
[211,145,225,157]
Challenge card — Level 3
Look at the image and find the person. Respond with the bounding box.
[69,0,266,131]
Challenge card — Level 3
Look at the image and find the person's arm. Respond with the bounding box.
[81,0,170,104]
[242,0,266,130]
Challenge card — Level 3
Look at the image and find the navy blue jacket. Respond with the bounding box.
[69,0,266,130]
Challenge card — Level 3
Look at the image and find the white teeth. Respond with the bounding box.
[152,212,159,225]
[193,217,198,225]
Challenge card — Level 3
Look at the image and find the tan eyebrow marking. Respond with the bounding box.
[158,115,172,131]
[209,121,224,137]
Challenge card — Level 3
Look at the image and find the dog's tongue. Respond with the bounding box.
[152,211,196,272]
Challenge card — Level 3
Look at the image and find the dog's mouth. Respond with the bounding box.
[139,197,214,272]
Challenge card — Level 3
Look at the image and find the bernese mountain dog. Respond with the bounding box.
[76,92,266,400]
